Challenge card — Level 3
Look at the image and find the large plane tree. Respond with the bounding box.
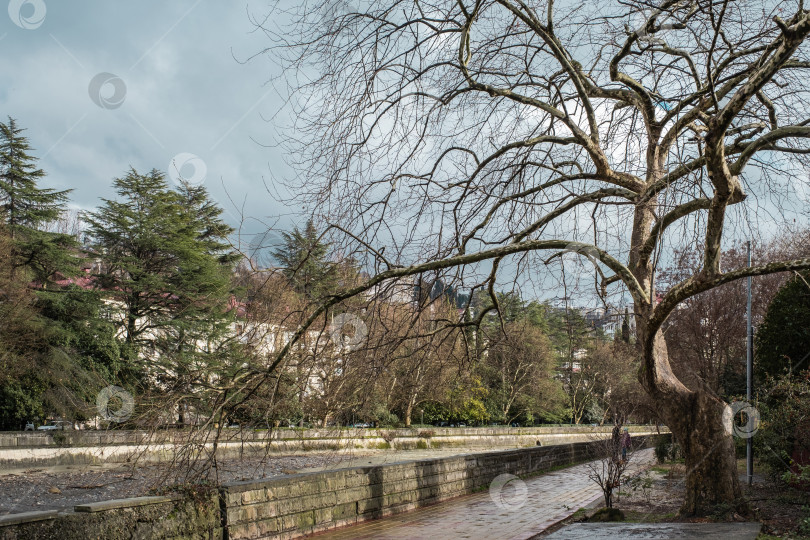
[246,0,810,513]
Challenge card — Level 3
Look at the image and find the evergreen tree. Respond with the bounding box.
[0,223,117,428]
[0,120,108,428]
[84,169,241,402]
[546,305,591,356]
[621,307,630,343]
[272,219,336,300]
[160,181,243,420]
[0,117,76,281]
[0,224,45,428]
[176,181,239,266]
[756,271,810,378]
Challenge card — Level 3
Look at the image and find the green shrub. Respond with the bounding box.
[668,442,682,461]
[654,439,682,463]
[654,438,669,463]
[588,508,625,522]
[799,506,810,536]
[754,374,810,480]
[371,404,399,427]
[51,431,69,447]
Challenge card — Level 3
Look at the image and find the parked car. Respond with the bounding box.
[24,422,35,431]
[353,422,372,428]
[37,420,73,431]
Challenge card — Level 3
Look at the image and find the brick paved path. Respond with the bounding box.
[310,449,655,540]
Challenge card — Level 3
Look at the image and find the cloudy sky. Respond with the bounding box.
[1,0,300,251]
[3,0,806,307]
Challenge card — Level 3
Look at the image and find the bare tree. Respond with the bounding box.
[586,426,646,509]
[662,238,805,394]
[384,301,462,426]
[482,320,564,424]
[247,0,810,514]
[588,340,651,425]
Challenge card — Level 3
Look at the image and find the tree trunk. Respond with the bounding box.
[663,389,743,515]
[631,174,744,515]
[639,328,744,515]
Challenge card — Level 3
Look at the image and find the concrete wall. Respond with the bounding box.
[0,435,668,540]
[0,426,665,469]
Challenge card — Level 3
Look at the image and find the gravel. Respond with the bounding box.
[0,452,367,515]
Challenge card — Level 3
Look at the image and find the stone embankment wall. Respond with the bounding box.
[0,435,668,540]
[0,425,664,469]
[0,495,222,540]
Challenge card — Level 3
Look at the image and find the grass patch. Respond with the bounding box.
[569,507,589,521]
[622,510,677,523]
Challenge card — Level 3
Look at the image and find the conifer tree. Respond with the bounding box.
[0,117,76,281]
[272,219,336,300]
[84,169,241,414]
[756,271,810,378]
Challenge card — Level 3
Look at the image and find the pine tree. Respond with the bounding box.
[0,221,119,429]
[0,117,76,281]
[164,180,242,413]
[84,169,184,347]
[0,120,112,427]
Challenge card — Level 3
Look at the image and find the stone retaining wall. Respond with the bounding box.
[0,434,668,540]
[0,426,664,469]
[0,495,222,540]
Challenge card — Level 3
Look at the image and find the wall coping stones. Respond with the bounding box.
[0,510,59,527]
[0,426,667,470]
[0,425,666,449]
[73,495,178,513]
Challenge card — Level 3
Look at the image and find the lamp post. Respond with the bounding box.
[746,241,754,486]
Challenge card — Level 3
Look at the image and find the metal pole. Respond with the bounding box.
[746,241,754,486]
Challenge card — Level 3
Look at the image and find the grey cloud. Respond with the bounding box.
[0,0,296,243]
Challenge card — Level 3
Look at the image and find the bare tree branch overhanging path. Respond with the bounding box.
[310,450,656,540]
[262,0,810,514]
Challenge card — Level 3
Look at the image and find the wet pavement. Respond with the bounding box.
[310,450,656,540]
[545,522,760,539]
